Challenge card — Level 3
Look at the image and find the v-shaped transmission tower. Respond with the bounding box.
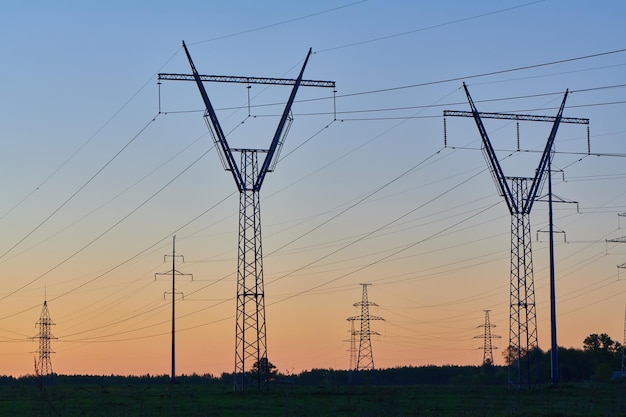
[33,298,56,376]
[160,42,334,391]
[474,310,501,366]
[444,83,589,389]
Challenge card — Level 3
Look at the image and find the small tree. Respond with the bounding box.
[583,333,622,354]
[583,333,623,381]
[249,358,278,382]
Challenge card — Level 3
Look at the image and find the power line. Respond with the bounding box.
[0,114,161,263]
[0,146,214,313]
[190,0,368,45]
[334,48,626,99]
[316,1,545,53]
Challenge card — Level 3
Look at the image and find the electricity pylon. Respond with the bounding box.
[444,83,589,389]
[155,235,192,383]
[348,284,384,371]
[160,41,334,391]
[474,310,501,366]
[346,317,358,371]
[32,297,57,376]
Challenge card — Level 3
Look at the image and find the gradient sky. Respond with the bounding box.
[0,0,625,377]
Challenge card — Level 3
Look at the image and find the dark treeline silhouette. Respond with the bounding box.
[2,335,622,387]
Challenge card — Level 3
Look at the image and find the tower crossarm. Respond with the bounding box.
[442,110,588,125]
[158,73,335,88]
[452,83,579,215]
[182,41,245,192]
[523,90,569,214]
[255,48,312,191]
[460,83,517,214]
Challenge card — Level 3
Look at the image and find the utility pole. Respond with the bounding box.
[622,304,626,373]
[160,42,334,391]
[444,83,589,389]
[606,215,626,278]
[474,310,501,366]
[32,296,57,376]
[155,236,192,383]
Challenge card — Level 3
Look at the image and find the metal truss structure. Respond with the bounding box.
[33,299,56,376]
[347,284,384,371]
[474,310,501,366]
[161,41,334,391]
[445,83,588,389]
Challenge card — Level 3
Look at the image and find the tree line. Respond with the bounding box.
[2,333,622,387]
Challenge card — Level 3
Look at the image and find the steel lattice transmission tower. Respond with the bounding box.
[160,42,334,391]
[347,284,384,371]
[474,310,501,366]
[346,318,358,371]
[32,298,57,376]
[444,83,589,389]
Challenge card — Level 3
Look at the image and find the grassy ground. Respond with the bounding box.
[0,380,624,417]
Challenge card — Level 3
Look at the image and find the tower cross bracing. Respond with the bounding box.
[445,83,588,389]
[162,41,334,391]
[474,309,501,366]
[348,284,384,371]
[33,299,56,376]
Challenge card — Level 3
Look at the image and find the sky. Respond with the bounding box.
[0,0,625,377]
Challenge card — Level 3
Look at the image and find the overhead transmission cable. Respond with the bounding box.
[0,114,161,263]
[0,131,210,265]
[0,145,215,315]
[315,0,544,53]
[0,46,183,224]
[190,0,368,45]
[328,47,626,101]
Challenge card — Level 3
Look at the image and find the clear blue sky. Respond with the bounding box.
[0,0,625,376]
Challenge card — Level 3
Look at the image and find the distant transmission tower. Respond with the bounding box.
[159,41,334,391]
[346,318,358,371]
[474,310,501,366]
[32,297,57,376]
[444,83,589,389]
[155,236,192,383]
[348,284,384,371]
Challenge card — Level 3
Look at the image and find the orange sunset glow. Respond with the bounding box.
[1,1,625,379]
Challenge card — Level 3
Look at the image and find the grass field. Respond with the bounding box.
[0,379,624,416]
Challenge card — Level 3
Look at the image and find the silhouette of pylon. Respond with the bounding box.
[474,310,501,366]
[348,284,384,371]
[32,298,57,376]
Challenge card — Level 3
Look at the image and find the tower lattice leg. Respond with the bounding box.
[234,150,268,391]
[508,178,539,389]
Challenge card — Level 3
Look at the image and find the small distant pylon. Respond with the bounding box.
[347,284,384,371]
[32,297,57,376]
[474,310,501,366]
[346,318,358,371]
